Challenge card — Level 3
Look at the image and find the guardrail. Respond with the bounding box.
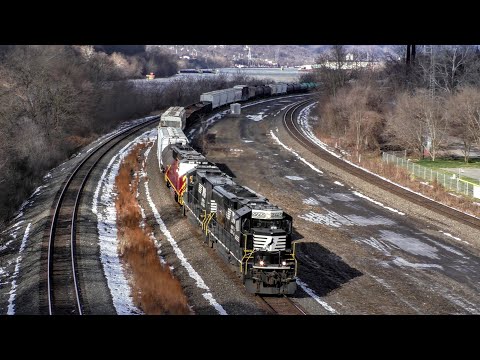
[382,152,480,199]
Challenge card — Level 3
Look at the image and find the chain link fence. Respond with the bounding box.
[382,152,480,198]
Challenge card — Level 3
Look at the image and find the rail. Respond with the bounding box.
[47,116,159,315]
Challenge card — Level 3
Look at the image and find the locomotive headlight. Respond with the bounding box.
[259,260,265,266]
[282,261,287,266]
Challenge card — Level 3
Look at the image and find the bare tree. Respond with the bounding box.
[446,86,480,162]
[314,45,350,96]
[386,90,448,160]
[433,45,480,93]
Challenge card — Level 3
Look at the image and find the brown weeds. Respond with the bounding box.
[115,143,191,315]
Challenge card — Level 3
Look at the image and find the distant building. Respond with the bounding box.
[301,53,383,71]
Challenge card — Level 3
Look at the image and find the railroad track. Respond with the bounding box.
[282,99,480,231]
[258,295,307,315]
[46,116,160,315]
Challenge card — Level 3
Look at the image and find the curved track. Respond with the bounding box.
[283,100,480,231]
[258,295,307,315]
[46,116,159,315]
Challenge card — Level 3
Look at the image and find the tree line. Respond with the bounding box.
[0,45,257,230]
[303,45,480,162]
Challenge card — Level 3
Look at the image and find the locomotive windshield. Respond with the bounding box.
[247,218,292,233]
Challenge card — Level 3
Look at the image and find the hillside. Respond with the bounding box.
[150,45,317,67]
[149,45,397,68]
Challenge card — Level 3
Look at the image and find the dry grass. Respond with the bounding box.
[115,144,191,315]
[313,128,480,217]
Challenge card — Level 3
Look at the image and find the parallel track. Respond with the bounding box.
[283,99,480,231]
[46,116,159,315]
[258,295,307,315]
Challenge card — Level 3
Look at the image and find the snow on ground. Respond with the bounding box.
[299,210,353,228]
[303,197,320,206]
[392,257,443,270]
[270,130,323,175]
[315,194,333,204]
[299,210,395,228]
[330,192,356,202]
[2,182,49,240]
[6,223,31,315]
[143,149,227,315]
[298,103,480,220]
[285,175,304,181]
[92,129,158,315]
[379,230,440,259]
[334,181,344,186]
[346,214,395,226]
[431,240,467,257]
[296,278,337,314]
[352,191,405,215]
[438,231,471,246]
[356,236,391,256]
[246,110,268,122]
[137,143,170,268]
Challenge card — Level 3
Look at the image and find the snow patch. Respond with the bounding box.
[92,129,158,315]
[303,197,320,206]
[299,210,353,228]
[352,191,405,215]
[270,131,323,174]
[285,175,304,181]
[345,214,396,227]
[315,194,333,204]
[296,278,337,314]
[330,192,356,202]
[439,231,470,245]
[334,181,344,186]
[379,230,439,259]
[7,223,31,315]
[141,144,168,265]
[358,236,392,256]
[431,240,466,257]
[392,257,443,270]
[246,111,267,122]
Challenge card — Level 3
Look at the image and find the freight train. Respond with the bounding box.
[157,81,317,295]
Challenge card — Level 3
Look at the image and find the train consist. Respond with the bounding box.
[183,81,318,128]
[156,82,317,295]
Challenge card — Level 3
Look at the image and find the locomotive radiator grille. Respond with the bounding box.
[253,234,287,251]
